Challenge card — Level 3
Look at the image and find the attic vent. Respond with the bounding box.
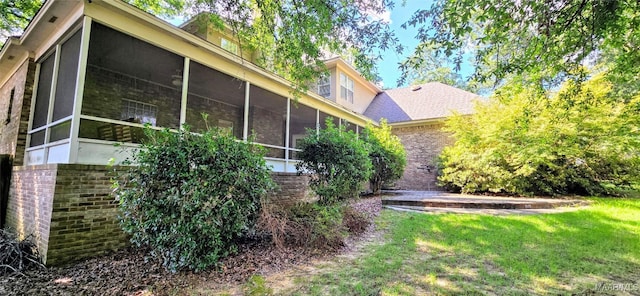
[7,55,14,60]
[48,16,58,23]
[411,85,422,91]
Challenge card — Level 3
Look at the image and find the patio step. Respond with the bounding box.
[381,194,589,210]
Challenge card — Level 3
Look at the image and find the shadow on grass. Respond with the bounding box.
[291,198,640,295]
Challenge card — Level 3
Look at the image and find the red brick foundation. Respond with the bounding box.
[6,164,313,265]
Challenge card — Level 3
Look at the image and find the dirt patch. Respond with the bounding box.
[0,196,384,296]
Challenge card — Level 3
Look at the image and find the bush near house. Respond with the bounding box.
[439,74,640,196]
[260,118,373,250]
[295,118,372,204]
[113,126,274,272]
[362,119,407,195]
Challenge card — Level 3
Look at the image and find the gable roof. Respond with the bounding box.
[364,82,483,123]
[362,91,410,123]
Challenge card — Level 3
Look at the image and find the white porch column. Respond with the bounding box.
[179,57,190,127]
[68,16,92,163]
[243,82,250,141]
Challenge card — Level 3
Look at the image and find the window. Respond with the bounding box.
[5,88,14,125]
[317,74,330,98]
[121,99,157,126]
[340,73,354,103]
[221,37,239,54]
[33,53,55,129]
[52,30,81,122]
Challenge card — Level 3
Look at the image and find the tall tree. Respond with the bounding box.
[398,43,494,94]
[404,0,640,87]
[399,44,467,87]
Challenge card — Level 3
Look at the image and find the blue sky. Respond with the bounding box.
[376,0,474,89]
[376,0,425,89]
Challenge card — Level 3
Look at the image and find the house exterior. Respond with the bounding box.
[0,0,480,265]
[364,83,483,190]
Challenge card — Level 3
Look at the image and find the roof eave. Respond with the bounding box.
[389,117,445,127]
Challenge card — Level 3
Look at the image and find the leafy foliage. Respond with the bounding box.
[289,202,347,249]
[362,119,406,194]
[295,118,372,204]
[114,126,274,272]
[439,74,640,196]
[173,0,398,93]
[123,0,184,17]
[243,274,274,296]
[0,0,41,45]
[405,0,640,85]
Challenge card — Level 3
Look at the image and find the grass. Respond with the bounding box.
[284,198,640,295]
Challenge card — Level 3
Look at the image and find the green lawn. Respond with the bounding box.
[285,198,640,295]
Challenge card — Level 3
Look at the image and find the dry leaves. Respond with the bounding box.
[0,197,381,295]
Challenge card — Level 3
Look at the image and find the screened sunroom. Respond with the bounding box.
[25,18,365,172]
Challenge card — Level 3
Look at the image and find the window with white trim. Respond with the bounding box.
[5,88,14,125]
[221,37,239,54]
[340,73,354,103]
[121,99,157,126]
[317,74,330,98]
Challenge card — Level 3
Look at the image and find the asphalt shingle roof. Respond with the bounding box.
[364,82,484,123]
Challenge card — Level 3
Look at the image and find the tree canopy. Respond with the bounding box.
[0,0,42,44]
[2,0,638,95]
[405,0,640,87]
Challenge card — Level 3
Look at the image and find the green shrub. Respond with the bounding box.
[362,119,407,194]
[290,202,346,249]
[295,118,372,204]
[439,74,640,196]
[113,126,275,272]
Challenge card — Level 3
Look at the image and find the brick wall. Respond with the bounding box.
[6,165,57,263]
[392,123,454,190]
[269,172,316,206]
[45,164,128,266]
[6,164,313,265]
[0,59,36,166]
[6,164,128,265]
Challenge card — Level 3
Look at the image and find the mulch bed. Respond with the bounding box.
[0,196,381,296]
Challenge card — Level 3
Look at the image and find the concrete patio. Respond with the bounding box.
[381,190,590,215]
